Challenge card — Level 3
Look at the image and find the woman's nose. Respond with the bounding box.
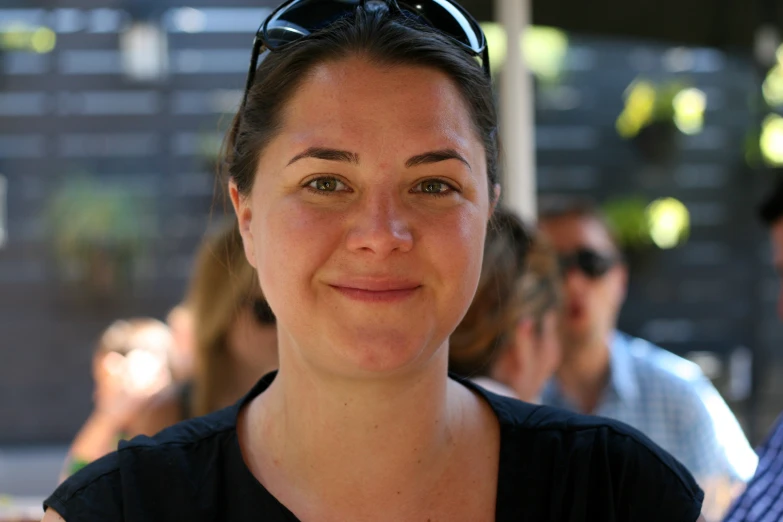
[345,194,414,257]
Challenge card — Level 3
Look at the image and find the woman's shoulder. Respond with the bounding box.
[481,384,692,463]
[480,391,705,520]
[497,393,692,469]
[44,450,123,521]
[44,405,240,522]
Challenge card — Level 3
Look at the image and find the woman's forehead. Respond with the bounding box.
[278,57,479,147]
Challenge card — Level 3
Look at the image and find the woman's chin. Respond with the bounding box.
[324,329,443,377]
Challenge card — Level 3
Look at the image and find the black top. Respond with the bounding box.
[45,373,704,522]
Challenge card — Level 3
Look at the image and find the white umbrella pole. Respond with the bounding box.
[495,0,536,222]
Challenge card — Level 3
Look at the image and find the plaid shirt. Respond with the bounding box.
[724,415,783,521]
[542,331,758,486]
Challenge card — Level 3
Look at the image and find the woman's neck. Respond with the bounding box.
[239,343,489,518]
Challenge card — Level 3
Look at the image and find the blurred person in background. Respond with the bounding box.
[538,195,758,520]
[126,220,278,435]
[723,180,783,522]
[450,207,562,402]
[60,318,175,480]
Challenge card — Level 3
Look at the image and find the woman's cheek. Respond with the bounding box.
[256,200,338,284]
[428,208,486,301]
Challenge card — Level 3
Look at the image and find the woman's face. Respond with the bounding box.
[231,57,493,379]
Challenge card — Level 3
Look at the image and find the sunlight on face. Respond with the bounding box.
[232,57,493,379]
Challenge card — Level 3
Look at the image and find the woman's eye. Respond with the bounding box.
[307,177,346,193]
[414,179,454,195]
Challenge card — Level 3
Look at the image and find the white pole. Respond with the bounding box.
[495,0,536,222]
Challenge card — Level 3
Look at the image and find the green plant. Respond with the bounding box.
[47,175,151,296]
[616,78,692,139]
[602,196,652,250]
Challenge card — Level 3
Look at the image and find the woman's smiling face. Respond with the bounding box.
[231,56,495,379]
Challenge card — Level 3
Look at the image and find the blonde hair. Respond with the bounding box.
[186,220,259,417]
[449,207,562,377]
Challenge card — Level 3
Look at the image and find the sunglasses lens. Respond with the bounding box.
[577,250,614,278]
[399,0,484,53]
[264,0,360,48]
[252,299,276,325]
[264,1,484,53]
[559,250,616,278]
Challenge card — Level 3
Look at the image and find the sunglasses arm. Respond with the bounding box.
[482,46,491,78]
[241,37,265,109]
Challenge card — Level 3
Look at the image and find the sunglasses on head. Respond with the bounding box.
[241,0,490,108]
[558,249,620,279]
[251,298,277,326]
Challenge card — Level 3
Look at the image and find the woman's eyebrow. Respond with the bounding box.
[405,149,471,171]
[287,147,360,166]
[286,147,470,170]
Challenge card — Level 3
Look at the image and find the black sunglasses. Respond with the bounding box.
[241,0,489,108]
[558,249,620,280]
[251,298,277,326]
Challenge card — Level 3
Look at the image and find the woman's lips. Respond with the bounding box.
[329,280,422,303]
[568,302,585,320]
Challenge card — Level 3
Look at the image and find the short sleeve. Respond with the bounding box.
[43,452,124,521]
[489,393,704,522]
[606,427,705,522]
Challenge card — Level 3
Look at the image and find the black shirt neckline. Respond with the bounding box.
[45,370,705,521]
[227,371,534,521]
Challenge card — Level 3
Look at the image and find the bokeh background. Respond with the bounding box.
[2,0,783,516]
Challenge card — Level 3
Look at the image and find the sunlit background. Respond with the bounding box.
[2,0,783,518]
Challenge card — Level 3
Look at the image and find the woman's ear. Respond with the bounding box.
[489,183,502,217]
[229,180,257,268]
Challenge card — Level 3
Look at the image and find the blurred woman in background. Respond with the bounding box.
[450,207,562,402]
[127,220,278,434]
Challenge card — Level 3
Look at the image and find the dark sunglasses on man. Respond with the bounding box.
[558,249,621,279]
[241,0,490,108]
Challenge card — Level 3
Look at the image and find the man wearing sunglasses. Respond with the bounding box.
[723,180,783,522]
[537,195,757,520]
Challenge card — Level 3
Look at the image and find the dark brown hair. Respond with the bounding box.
[221,5,498,196]
[538,194,620,251]
[449,207,562,377]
